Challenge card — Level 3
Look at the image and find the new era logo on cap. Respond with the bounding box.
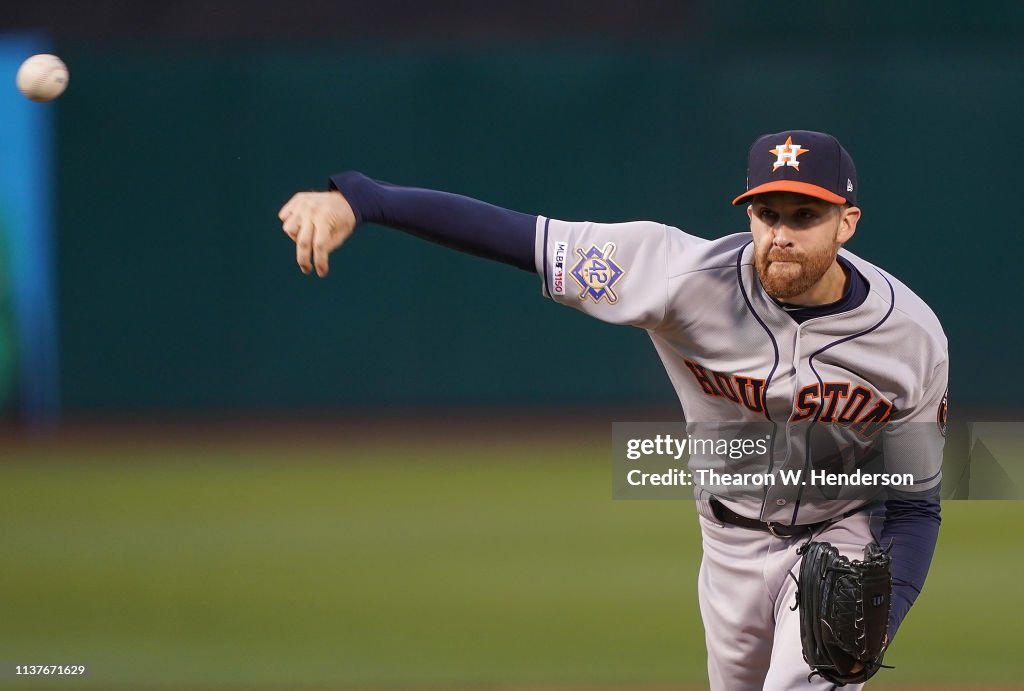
[732,130,858,206]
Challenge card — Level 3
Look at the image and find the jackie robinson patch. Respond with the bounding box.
[571,242,624,303]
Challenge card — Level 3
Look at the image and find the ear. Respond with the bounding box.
[746,205,753,221]
[837,205,861,244]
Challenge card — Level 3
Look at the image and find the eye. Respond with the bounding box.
[757,208,779,223]
[796,209,818,221]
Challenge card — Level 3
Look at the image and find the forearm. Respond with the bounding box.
[880,493,941,641]
[329,171,538,271]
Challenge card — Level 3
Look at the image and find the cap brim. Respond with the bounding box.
[732,180,847,206]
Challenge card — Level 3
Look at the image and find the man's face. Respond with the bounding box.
[748,192,859,301]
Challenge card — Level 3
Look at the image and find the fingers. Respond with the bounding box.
[281,192,318,273]
[280,190,354,277]
[313,217,332,277]
[277,193,301,222]
[294,211,315,274]
[281,210,300,240]
[279,193,303,240]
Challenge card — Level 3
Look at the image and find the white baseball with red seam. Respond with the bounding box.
[16,54,69,102]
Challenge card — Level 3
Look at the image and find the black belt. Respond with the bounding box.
[709,498,828,539]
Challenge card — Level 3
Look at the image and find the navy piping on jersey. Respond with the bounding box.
[735,241,782,423]
[541,217,551,295]
[791,267,896,525]
[734,242,782,519]
[913,468,942,486]
[777,256,868,323]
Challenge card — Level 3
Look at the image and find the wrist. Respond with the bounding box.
[328,171,376,226]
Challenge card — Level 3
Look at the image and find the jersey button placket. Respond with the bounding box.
[762,328,802,520]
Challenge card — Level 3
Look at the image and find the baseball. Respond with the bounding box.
[16,54,69,102]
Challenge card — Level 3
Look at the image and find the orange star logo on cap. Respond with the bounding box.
[770,136,809,171]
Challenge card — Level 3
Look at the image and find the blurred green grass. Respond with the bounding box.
[0,430,1021,689]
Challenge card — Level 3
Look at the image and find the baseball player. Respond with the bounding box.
[279,130,946,689]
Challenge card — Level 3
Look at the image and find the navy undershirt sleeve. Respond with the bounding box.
[329,171,538,272]
[880,493,941,641]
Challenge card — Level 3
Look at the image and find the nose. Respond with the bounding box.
[771,225,795,248]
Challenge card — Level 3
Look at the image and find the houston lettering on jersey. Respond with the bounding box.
[684,359,766,414]
[683,359,895,436]
[790,382,894,436]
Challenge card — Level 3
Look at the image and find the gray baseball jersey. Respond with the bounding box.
[534,218,948,525]
[317,159,942,690]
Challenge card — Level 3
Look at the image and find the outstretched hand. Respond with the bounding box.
[278,190,357,277]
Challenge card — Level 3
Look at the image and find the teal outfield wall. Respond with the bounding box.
[53,39,1023,410]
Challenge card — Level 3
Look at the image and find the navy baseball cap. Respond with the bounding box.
[732,130,858,206]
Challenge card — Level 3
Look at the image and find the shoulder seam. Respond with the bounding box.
[667,263,738,281]
[888,304,948,353]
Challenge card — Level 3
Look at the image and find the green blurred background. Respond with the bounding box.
[49,38,1024,411]
[2,1,1023,688]
[3,430,1023,689]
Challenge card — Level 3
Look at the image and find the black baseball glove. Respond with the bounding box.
[796,541,891,686]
